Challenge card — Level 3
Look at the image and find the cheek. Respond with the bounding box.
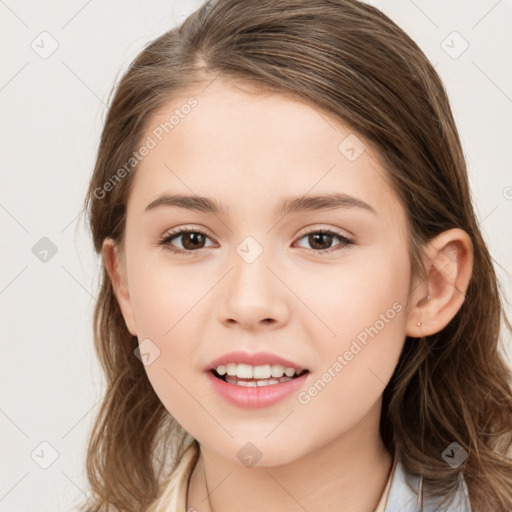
[129,251,203,336]
[126,255,212,410]
[291,241,410,343]
[294,247,410,428]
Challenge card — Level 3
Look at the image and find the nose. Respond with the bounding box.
[217,251,289,331]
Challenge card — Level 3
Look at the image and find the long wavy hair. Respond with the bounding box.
[78,0,512,510]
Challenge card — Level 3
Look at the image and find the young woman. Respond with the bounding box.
[79,0,512,510]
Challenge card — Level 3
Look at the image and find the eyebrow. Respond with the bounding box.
[144,192,377,216]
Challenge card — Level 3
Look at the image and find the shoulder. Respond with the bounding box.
[384,457,472,512]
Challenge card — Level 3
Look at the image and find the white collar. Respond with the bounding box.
[384,457,472,511]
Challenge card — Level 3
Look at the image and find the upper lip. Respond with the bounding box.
[206,350,308,373]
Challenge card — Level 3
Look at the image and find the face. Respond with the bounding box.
[106,77,415,466]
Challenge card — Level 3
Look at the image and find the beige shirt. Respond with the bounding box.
[150,440,396,512]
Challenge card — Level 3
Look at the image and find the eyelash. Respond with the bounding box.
[157,226,355,257]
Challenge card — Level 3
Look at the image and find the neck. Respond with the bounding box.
[187,400,393,512]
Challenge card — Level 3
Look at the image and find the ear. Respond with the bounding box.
[102,238,138,336]
[405,228,474,338]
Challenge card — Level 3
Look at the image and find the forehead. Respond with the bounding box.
[127,78,406,229]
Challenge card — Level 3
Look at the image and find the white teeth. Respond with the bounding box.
[226,363,238,376]
[216,363,301,379]
[284,367,296,377]
[253,364,271,379]
[225,376,293,387]
[236,364,253,379]
[270,365,285,378]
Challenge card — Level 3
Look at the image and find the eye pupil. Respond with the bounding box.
[182,232,206,250]
[309,232,333,250]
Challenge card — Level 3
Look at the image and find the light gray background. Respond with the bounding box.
[1,1,511,510]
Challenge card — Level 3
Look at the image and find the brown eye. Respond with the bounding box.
[307,232,334,251]
[179,232,207,250]
[158,227,354,257]
[294,229,354,254]
[159,228,215,254]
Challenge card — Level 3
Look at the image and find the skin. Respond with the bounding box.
[102,77,473,512]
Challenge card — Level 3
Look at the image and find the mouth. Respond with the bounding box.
[206,361,311,408]
[209,366,309,387]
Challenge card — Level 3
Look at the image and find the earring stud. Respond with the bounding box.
[417,321,421,327]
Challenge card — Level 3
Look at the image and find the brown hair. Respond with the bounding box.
[79,0,512,510]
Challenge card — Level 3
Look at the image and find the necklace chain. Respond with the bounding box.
[201,451,213,512]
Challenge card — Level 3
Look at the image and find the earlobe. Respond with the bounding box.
[101,238,138,337]
[406,228,474,338]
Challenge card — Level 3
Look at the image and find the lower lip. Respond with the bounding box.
[206,371,309,409]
